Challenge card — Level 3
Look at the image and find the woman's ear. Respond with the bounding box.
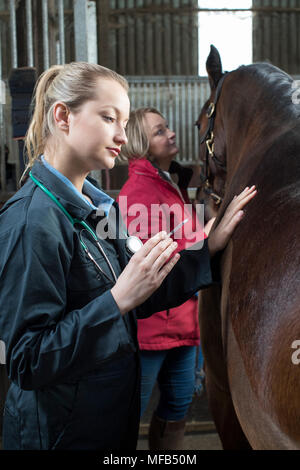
[53,102,70,132]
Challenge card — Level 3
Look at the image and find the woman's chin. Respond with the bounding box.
[93,156,116,171]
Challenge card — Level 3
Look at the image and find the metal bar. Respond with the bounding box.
[58,0,65,64]
[135,0,144,75]
[154,0,163,75]
[56,40,61,65]
[9,0,18,68]
[0,9,73,18]
[186,80,192,161]
[125,75,209,83]
[110,6,300,15]
[118,0,126,74]
[290,0,297,74]
[181,82,186,161]
[26,0,34,67]
[180,0,189,75]
[163,0,171,75]
[127,0,135,74]
[168,82,174,139]
[96,0,110,67]
[194,81,199,159]
[173,0,180,75]
[74,0,88,61]
[108,0,117,71]
[42,0,49,70]
[86,0,98,63]
[145,0,153,74]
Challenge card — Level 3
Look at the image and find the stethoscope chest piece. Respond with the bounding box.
[125,236,143,255]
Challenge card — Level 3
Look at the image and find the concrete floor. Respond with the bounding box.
[137,431,222,450]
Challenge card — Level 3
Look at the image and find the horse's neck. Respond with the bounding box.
[222,92,296,178]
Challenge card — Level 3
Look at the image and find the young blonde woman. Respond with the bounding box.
[118,107,255,449]
[0,65,256,450]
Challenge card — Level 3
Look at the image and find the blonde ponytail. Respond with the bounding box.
[24,62,128,171]
[25,65,63,168]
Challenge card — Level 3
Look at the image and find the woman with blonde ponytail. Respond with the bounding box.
[0,62,256,451]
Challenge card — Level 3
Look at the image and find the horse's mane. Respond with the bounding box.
[236,63,300,121]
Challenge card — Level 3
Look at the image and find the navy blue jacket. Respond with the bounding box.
[0,159,214,450]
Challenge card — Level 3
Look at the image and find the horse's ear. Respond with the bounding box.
[206,45,223,90]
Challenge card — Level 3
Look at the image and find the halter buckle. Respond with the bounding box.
[207,102,215,118]
[210,192,223,205]
[206,131,215,156]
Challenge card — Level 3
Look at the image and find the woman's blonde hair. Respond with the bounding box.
[24,62,128,169]
[120,107,164,161]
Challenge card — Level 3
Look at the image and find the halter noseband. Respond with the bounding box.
[197,72,228,205]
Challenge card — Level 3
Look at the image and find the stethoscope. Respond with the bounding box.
[29,171,143,284]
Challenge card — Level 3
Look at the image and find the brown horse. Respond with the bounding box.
[196,45,300,450]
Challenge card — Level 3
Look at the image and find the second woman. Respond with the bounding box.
[118,107,210,449]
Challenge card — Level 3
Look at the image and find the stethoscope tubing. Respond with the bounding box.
[29,171,118,284]
[79,229,118,284]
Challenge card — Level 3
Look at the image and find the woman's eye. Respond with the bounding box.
[103,115,115,123]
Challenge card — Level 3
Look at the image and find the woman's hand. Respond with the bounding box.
[208,186,257,257]
[111,232,180,315]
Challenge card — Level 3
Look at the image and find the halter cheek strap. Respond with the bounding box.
[197,72,229,205]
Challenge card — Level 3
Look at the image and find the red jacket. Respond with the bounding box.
[117,158,206,350]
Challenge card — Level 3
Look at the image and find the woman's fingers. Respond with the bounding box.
[135,232,177,269]
[151,240,178,271]
[220,210,244,239]
[230,186,256,207]
[222,186,257,222]
[157,252,181,282]
[208,185,257,256]
[111,233,180,315]
[135,231,167,258]
[232,186,257,207]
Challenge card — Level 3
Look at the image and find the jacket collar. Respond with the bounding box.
[128,158,193,189]
[30,159,99,221]
[128,158,159,178]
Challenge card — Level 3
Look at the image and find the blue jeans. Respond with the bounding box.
[140,346,197,421]
[194,345,205,395]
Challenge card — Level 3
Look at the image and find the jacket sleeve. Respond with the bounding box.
[0,216,131,391]
[135,239,221,319]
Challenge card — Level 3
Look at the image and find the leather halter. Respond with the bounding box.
[197,72,228,205]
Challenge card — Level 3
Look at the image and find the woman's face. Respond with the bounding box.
[144,112,178,170]
[65,78,130,173]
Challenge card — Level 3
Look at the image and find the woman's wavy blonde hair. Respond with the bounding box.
[120,107,164,161]
[24,62,128,171]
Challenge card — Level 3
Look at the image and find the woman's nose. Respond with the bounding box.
[168,128,176,140]
[114,126,128,146]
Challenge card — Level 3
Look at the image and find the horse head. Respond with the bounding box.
[196,45,227,221]
[197,46,300,223]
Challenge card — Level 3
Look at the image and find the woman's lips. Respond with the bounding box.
[107,148,120,157]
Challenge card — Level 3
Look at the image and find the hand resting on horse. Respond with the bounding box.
[207,185,257,257]
[112,186,256,315]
